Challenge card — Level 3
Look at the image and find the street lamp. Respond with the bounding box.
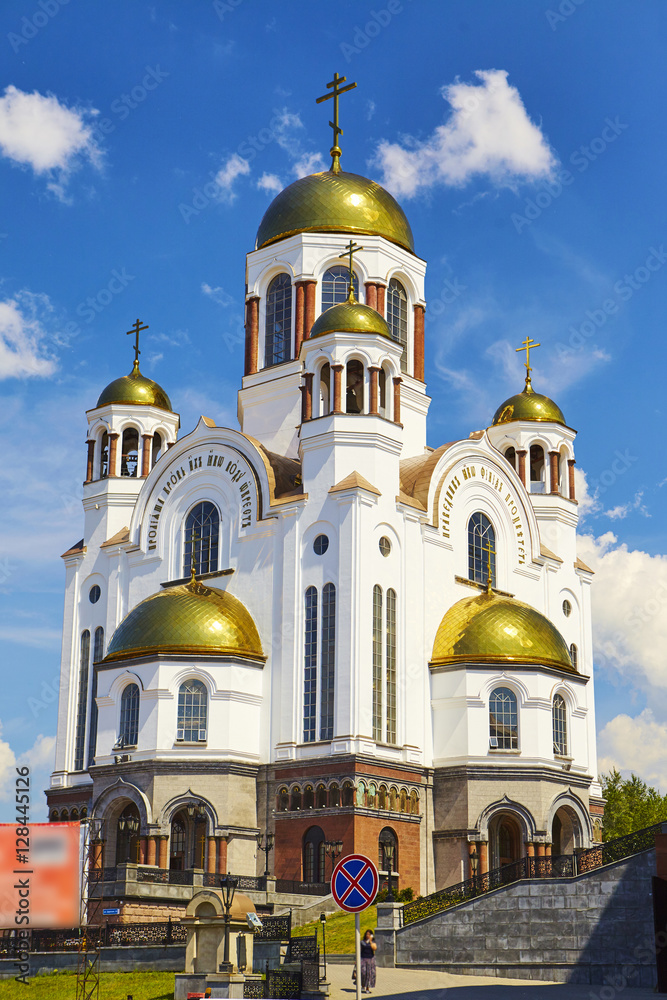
[186,800,206,869]
[470,846,479,884]
[319,912,327,982]
[384,844,395,902]
[219,872,239,974]
[323,840,343,877]
[256,832,274,879]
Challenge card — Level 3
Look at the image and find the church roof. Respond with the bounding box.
[431,590,574,672]
[96,360,172,411]
[255,169,415,253]
[103,579,264,663]
[329,471,381,495]
[309,296,391,340]
[492,381,565,427]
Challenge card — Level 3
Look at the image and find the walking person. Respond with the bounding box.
[360,928,377,993]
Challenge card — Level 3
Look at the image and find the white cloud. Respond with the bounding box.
[0,292,58,379]
[257,172,282,194]
[0,729,55,807]
[0,86,102,199]
[598,710,667,791]
[365,100,376,121]
[202,283,234,308]
[292,152,325,179]
[213,153,251,203]
[372,69,557,198]
[605,490,649,520]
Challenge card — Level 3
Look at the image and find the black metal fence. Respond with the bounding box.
[0,921,187,955]
[254,913,292,941]
[274,878,330,896]
[90,866,329,895]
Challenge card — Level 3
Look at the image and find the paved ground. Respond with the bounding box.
[325,963,656,998]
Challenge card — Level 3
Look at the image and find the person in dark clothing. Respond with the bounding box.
[360,929,377,993]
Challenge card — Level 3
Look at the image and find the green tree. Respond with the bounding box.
[600,768,667,840]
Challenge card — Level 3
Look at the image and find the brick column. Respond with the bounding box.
[413,304,425,382]
[217,837,228,874]
[549,451,560,495]
[479,841,488,875]
[207,836,217,874]
[244,296,260,376]
[393,377,402,424]
[365,282,377,311]
[545,843,552,857]
[85,440,95,484]
[158,835,169,870]
[376,284,386,317]
[146,836,157,867]
[332,364,344,414]
[568,459,576,500]
[301,373,313,423]
[369,367,380,415]
[294,281,306,358]
[107,433,119,478]
[304,281,316,338]
[517,449,527,487]
[141,434,153,477]
[526,842,535,858]
[535,843,545,859]
[138,837,147,865]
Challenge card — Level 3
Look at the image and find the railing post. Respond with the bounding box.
[572,851,578,877]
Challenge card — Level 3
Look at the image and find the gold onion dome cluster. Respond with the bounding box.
[103,581,264,663]
[310,293,391,339]
[96,360,172,411]
[431,590,574,672]
[255,169,415,254]
[492,380,565,427]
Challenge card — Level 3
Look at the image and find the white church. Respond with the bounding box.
[47,77,604,916]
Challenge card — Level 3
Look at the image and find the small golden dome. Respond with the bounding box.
[431,590,573,671]
[256,170,414,253]
[310,297,391,339]
[104,581,264,663]
[96,361,172,411]
[492,382,565,427]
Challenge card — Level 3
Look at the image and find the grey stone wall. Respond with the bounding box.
[0,945,186,979]
[394,850,657,987]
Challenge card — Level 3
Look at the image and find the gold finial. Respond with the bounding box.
[316,72,357,174]
[338,239,363,300]
[189,530,201,586]
[127,318,149,371]
[482,538,495,594]
[515,336,540,393]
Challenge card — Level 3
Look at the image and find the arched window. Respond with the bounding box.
[303,586,318,743]
[61,809,69,821]
[489,687,518,750]
[372,586,383,741]
[169,812,186,870]
[265,273,292,367]
[152,432,163,468]
[303,826,326,883]
[329,783,340,808]
[342,781,354,807]
[319,363,331,416]
[93,626,104,663]
[378,785,387,809]
[120,428,139,477]
[177,679,207,742]
[356,781,367,807]
[50,809,58,822]
[530,445,545,493]
[346,360,364,413]
[410,790,419,815]
[184,501,219,577]
[303,785,314,810]
[569,643,578,670]
[378,827,398,874]
[399,789,408,813]
[116,804,140,864]
[290,786,302,811]
[389,786,398,811]
[322,265,358,312]
[468,513,496,588]
[99,431,109,479]
[320,583,336,740]
[87,625,104,769]
[387,278,408,372]
[120,684,140,747]
[367,783,377,808]
[316,784,327,809]
[74,630,90,771]
[379,367,387,418]
[278,787,289,811]
[553,694,567,755]
[386,588,397,743]
[71,808,79,821]
[504,446,516,470]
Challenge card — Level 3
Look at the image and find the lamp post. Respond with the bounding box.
[470,846,479,890]
[186,800,206,869]
[256,832,274,879]
[324,839,343,879]
[319,911,327,983]
[219,872,239,974]
[384,844,395,902]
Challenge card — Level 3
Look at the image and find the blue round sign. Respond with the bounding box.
[331,854,379,912]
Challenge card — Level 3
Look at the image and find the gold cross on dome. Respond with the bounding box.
[482,538,495,594]
[126,318,149,365]
[316,72,357,172]
[189,530,201,583]
[516,336,540,389]
[338,239,363,299]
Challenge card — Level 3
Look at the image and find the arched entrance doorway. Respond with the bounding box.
[115,804,141,864]
[489,813,522,869]
[303,826,326,883]
[552,806,582,856]
[170,806,207,871]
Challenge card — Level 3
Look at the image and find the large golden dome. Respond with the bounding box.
[256,170,415,253]
[492,383,565,427]
[96,361,172,411]
[431,590,574,671]
[104,581,264,663]
[310,297,391,339]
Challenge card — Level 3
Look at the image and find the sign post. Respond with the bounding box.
[331,854,379,1000]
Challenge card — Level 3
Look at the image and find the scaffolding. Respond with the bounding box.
[76,818,103,1000]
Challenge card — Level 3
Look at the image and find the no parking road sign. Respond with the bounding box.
[331,854,379,913]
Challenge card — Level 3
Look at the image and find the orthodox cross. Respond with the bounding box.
[189,530,201,583]
[516,336,540,388]
[482,538,495,594]
[126,319,149,365]
[316,72,357,171]
[338,239,363,299]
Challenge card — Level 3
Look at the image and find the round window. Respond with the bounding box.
[89,585,101,604]
[313,534,329,555]
[379,537,391,557]
[562,599,572,617]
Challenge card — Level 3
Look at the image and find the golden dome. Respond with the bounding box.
[310,297,391,339]
[431,590,574,671]
[492,381,565,427]
[104,581,264,663]
[256,170,415,253]
[96,361,172,411]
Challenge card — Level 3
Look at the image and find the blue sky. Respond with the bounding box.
[0,0,666,818]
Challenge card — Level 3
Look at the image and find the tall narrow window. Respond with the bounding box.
[87,626,104,769]
[378,827,398,873]
[569,643,578,670]
[346,360,364,413]
[319,363,331,416]
[120,683,140,746]
[99,431,109,479]
[303,587,318,743]
[387,278,408,373]
[184,501,219,577]
[152,432,163,467]
[322,265,358,312]
[552,694,567,755]
[74,630,90,771]
[265,273,292,367]
[93,626,104,663]
[468,512,496,588]
[120,428,139,477]
[372,585,383,741]
[177,680,207,742]
[489,687,518,750]
[386,588,397,744]
[530,445,545,494]
[320,583,336,740]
